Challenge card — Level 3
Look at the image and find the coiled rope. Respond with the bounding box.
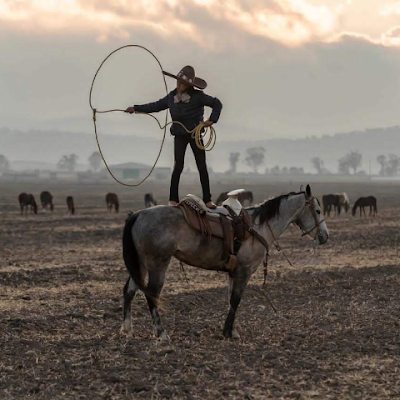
[89,44,216,187]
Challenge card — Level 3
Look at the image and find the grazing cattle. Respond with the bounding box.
[339,192,350,213]
[322,194,341,216]
[40,191,54,212]
[66,196,75,215]
[144,193,157,208]
[106,193,119,213]
[352,196,377,217]
[18,193,38,215]
[216,190,253,206]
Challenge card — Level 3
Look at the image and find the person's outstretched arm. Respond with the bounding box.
[125,94,169,114]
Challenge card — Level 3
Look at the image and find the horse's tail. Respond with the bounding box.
[123,212,157,302]
[374,200,378,213]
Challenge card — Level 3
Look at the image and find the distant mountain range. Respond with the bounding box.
[1,125,399,174]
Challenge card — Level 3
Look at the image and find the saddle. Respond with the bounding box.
[177,195,253,272]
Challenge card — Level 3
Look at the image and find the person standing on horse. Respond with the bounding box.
[125,66,222,208]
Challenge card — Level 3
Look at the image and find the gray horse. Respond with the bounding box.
[122,185,329,340]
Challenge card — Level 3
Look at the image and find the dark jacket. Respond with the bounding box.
[134,88,222,136]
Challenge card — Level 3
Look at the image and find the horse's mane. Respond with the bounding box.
[247,192,299,225]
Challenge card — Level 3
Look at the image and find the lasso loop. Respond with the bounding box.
[89,45,216,187]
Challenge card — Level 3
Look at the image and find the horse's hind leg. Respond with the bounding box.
[223,268,251,339]
[121,277,138,334]
[145,260,169,341]
[227,276,240,339]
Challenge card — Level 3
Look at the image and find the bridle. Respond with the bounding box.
[295,194,325,241]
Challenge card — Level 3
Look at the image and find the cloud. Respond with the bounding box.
[328,31,380,45]
[0,0,345,47]
[381,26,400,46]
[380,1,400,16]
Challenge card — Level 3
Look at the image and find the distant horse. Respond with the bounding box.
[40,191,54,212]
[106,193,119,213]
[339,193,350,213]
[66,196,75,215]
[322,194,341,216]
[352,196,377,217]
[122,185,329,340]
[216,190,253,206]
[144,193,157,208]
[18,193,38,215]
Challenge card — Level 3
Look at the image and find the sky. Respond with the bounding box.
[1,0,400,140]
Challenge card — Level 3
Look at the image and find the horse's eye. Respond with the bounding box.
[316,210,321,215]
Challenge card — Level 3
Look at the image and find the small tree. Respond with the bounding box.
[338,155,350,175]
[88,151,102,172]
[58,154,78,173]
[385,154,400,176]
[347,151,362,174]
[0,155,10,172]
[377,155,386,176]
[311,157,324,174]
[228,152,240,174]
[338,151,362,175]
[244,147,265,173]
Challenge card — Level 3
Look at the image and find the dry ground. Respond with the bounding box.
[0,180,399,399]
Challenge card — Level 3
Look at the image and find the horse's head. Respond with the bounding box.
[30,195,38,214]
[294,185,329,245]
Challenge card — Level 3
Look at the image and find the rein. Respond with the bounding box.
[297,196,325,240]
[252,193,324,281]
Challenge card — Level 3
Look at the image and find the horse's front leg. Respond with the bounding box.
[223,266,251,339]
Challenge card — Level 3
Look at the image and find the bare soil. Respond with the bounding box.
[1,180,399,399]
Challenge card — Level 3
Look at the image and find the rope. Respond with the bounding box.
[89,44,216,187]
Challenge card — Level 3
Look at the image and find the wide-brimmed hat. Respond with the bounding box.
[163,65,207,90]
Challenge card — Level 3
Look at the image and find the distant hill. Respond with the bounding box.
[0,125,399,174]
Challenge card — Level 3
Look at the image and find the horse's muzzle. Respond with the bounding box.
[316,231,329,245]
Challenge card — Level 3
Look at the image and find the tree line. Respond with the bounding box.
[0,152,103,173]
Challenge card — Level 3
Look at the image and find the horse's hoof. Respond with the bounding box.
[223,329,232,339]
[223,328,240,340]
[120,322,132,336]
[159,331,170,342]
[232,328,241,339]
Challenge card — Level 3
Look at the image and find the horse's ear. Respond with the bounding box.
[300,185,305,192]
[306,184,312,197]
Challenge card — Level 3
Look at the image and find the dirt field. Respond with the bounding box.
[1,179,399,399]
